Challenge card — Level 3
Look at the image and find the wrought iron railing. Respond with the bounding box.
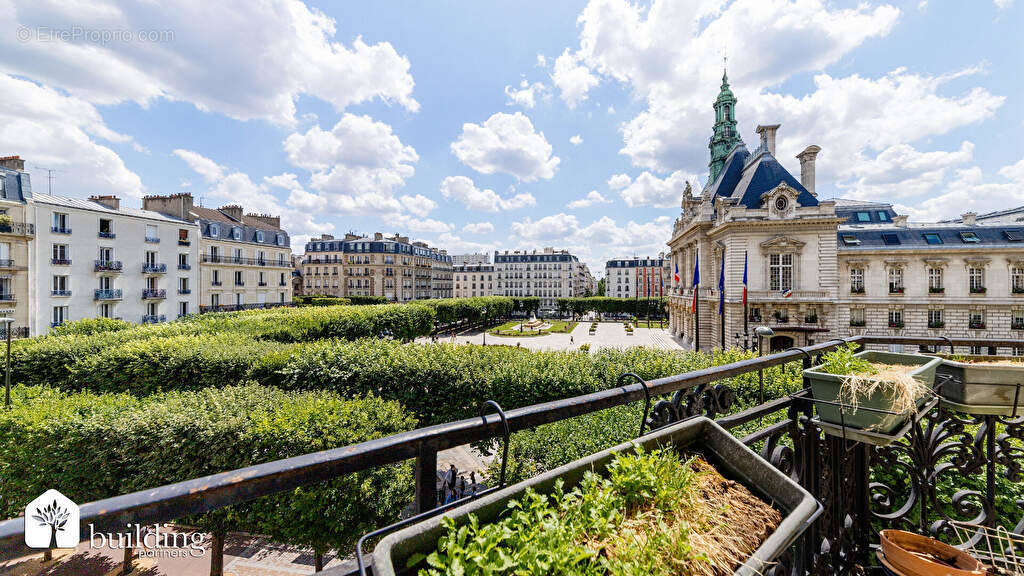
[94,260,123,272]
[198,302,294,313]
[0,335,1019,574]
[142,289,166,299]
[142,263,167,274]
[202,255,291,268]
[0,222,34,236]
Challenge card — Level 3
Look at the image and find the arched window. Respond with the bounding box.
[723,104,731,121]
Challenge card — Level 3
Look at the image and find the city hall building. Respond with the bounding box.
[667,71,1024,355]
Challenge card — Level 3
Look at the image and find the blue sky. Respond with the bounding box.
[0,0,1021,275]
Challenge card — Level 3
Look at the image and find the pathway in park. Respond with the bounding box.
[418,320,687,351]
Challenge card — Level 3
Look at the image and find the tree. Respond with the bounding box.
[597,278,606,296]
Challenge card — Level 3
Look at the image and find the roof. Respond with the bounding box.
[943,205,1024,225]
[33,193,194,224]
[838,224,1024,250]
[188,206,283,231]
[833,199,900,224]
[707,145,818,209]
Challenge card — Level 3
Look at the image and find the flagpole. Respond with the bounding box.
[743,250,749,351]
[694,250,700,352]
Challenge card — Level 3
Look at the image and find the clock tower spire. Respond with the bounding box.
[708,66,741,184]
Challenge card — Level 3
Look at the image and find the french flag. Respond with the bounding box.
[742,251,748,307]
[674,263,680,284]
[691,252,700,313]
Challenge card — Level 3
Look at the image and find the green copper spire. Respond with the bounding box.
[707,68,740,184]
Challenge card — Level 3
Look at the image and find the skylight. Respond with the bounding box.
[959,231,980,243]
[856,212,871,222]
[877,211,890,222]
[881,233,900,246]
[923,233,942,245]
[841,234,861,246]
[1005,230,1024,242]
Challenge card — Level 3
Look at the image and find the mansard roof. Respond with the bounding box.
[838,223,1024,250]
[707,145,818,209]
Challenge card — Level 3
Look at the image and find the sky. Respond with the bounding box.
[0,0,1021,277]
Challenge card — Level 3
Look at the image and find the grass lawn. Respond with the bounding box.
[634,320,668,329]
[489,320,578,337]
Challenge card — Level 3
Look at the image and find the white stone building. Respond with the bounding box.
[606,255,670,299]
[494,248,585,313]
[453,263,495,298]
[30,193,200,333]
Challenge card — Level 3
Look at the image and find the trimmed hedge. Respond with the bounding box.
[51,317,134,336]
[556,297,668,318]
[0,384,416,556]
[295,296,351,307]
[420,296,514,325]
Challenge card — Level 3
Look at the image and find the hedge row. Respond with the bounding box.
[0,384,416,556]
[294,296,351,307]
[556,297,668,318]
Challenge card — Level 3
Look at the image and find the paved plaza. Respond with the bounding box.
[418,320,687,351]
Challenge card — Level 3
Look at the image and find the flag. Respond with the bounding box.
[718,253,725,315]
[742,251,748,307]
[674,263,680,284]
[782,288,793,298]
[691,251,700,313]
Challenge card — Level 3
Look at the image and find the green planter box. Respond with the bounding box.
[369,417,820,576]
[804,351,941,435]
[935,356,1024,415]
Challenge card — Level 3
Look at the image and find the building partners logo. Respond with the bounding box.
[25,490,79,549]
[91,524,206,558]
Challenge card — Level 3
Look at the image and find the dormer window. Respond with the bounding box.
[841,234,861,246]
[256,230,264,242]
[232,227,241,241]
[881,233,900,246]
[210,224,219,237]
[878,211,890,222]
[923,233,942,245]
[1005,230,1024,242]
[276,233,285,246]
[960,231,980,243]
[856,212,871,222]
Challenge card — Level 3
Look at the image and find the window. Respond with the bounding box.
[276,233,285,246]
[211,293,219,307]
[256,230,264,242]
[145,224,159,242]
[970,345,984,355]
[969,267,985,293]
[888,309,904,328]
[1004,230,1024,242]
[179,277,189,293]
[210,224,219,237]
[881,233,900,245]
[1012,310,1024,330]
[850,308,865,327]
[856,212,871,222]
[928,309,943,328]
[178,253,190,269]
[850,268,864,293]
[234,270,244,286]
[51,243,69,263]
[212,270,220,285]
[1014,347,1024,357]
[769,253,793,292]
[928,268,943,292]
[0,178,4,197]
[842,234,861,246]
[232,227,242,241]
[52,306,68,327]
[145,251,158,267]
[99,303,113,319]
[178,302,189,318]
[1013,267,1024,293]
[51,212,70,232]
[178,228,190,244]
[774,196,788,211]
[959,231,980,243]
[888,267,904,293]
[877,211,890,222]
[923,233,942,245]
[969,310,985,329]
[52,275,68,294]
[99,218,113,238]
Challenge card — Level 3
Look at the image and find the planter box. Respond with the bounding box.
[935,356,1024,415]
[804,351,941,437]
[371,417,821,576]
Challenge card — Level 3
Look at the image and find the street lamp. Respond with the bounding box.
[734,332,741,350]
[754,326,774,406]
[482,307,488,346]
[1,317,13,409]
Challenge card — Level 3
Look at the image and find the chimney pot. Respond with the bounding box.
[0,156,25,171]
[755,124,781,156]
[961,212,977,226]
[89,195,120,210]
[796,145,822,197]
[893,215,909,227]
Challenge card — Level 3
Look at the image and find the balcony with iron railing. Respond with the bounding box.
[202,254,292,268]
[94,289,122,300]
[0,335,1016,575]
[141,314,166,324]
[0,222,34,236]
[98,231,116,239]
[94,260,123,272]
[178,263,192,270]
[50,289,71,297]
[0,293,15,303]
[178,288,191,295]
[142,263,167,274]
[50,226,71,234]
[198,302,294,313]
[50,258,71,266]
[145,236,160,243]
[0,260,15,269]
[142,289,167,300]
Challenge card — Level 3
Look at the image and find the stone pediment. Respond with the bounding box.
[760,234,806,254]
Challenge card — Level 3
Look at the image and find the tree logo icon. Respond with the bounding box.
[24,490,79,550]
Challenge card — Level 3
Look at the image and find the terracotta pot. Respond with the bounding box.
[879,530,986,575]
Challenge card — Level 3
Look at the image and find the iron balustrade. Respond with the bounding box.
[178,263,192,270]
[198,302,294,313]
[0,335,1020,574]
[142,263,167,274]
[50,226,71,234]
[94,289,122,300]
[0,222,34,235]
[98,231,116,239]
[0,326,29,339]
[202,254,291,268]
[50,258,71,266]
[145,237,161,243]
[0,294,14,302]
[0,260,14,268]
[142,289,166,299]
[94,260,123,272]
[141,314,166,324]
[50,290,71,297]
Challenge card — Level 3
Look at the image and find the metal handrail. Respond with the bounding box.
[0,335,1018,557]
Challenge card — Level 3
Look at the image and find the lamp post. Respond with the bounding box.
[754,326,774,406]
[734,332,741,350]
[482,307,487,346]
[1,317,13,409]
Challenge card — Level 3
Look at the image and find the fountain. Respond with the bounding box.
[522,313,545,330]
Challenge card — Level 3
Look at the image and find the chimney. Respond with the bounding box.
[374,232,383,241]
[142,193,194,221]
[796,145,822,196]
[246,212,280,229]
[319,233,335,240]
[89,195,120,210]
[893,215,909,227]
[961,212,977,226]
[344,233,361,241]
[218,204,244,221]
[0,156,25,171]
[755,124,780,155]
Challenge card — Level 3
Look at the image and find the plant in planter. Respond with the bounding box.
[934,355,1024,415]
[968,320,985,330]
[970,286,987,294]
[928,287,944,294]
[374,418,820,576]
[851,286,865,294]
[927,321,945,329]
[0,214,12,229]
[804,344,941,442]
[888,320,905,328]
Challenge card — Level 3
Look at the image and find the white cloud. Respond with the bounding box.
[504,79,549,109]
[995,0,1013,8]
[900,157,1024,221]
[510,212,670,271]
[0,75,143,198]
[607,173,632,190]
[511,213,581,242]
[400,194,438,217]
[536,54,548,67]
[838,141,974,201]
[569,134,583,145]
[176,149,333,246]
[451,112,560,181]
[440,176,536,212]
[283,113,418,215]
[393,215,453,234]
[0,0,417,125]
[618,171,695,208]
[552,48,599,109]
[462,222,495,234]
[568,190,612,209]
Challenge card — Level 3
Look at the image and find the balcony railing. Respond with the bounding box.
[50,290,71,297]
[0,222,34,236]
[0,294,15,302]
[202,254,291,267]
[0,335,1017,575]
[50,226,71,234]
[0,326,29,339]
[141,314,166,324]
[98,231,116,239]
[142,263,167,274]
[142,289,167,300]
[178,239,191,246]
[198,302,294,313]
[94,289,122,300]
[928,286,944,294]
[178,263,192,270]
[0,260,14,268]
[94,260,123,272]
[211,280,222,286]
[178,288,191,295]
[969,320,986,329]
[51,258,71,266]
[849,320,866,327]
[928,321,945,328]
[258,281,268,286]
[970,286,987,294]
[1013,320,1024,330]
[145,236,161,243]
